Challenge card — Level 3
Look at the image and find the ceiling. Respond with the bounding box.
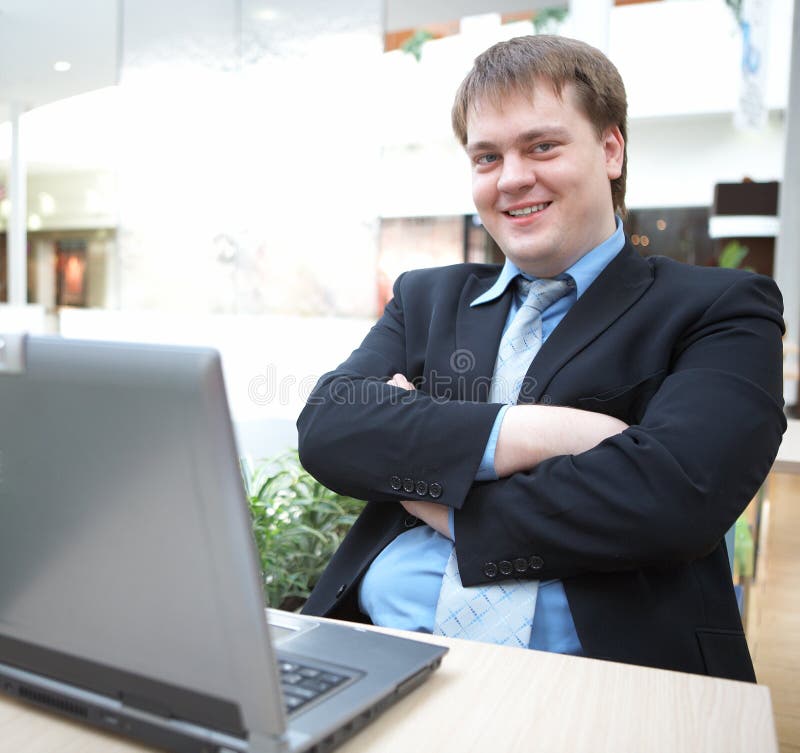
[0,0,562,125]
[0,0,118,124]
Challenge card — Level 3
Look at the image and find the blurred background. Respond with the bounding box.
[0,0,796,457]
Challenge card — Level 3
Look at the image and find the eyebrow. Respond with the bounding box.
[466,126,570,154]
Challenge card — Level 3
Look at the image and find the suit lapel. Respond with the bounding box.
[521,241,654,404]
[455,272,512,401]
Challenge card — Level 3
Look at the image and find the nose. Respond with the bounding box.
[496,154,535,194]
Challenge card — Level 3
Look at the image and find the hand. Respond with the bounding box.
[387,373,416,391]
[401,499,452,539]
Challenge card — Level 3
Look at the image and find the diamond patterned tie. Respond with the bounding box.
[433,276,573,647]
[489,277,575,405]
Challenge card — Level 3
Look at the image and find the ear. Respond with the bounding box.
[602,125,624,180]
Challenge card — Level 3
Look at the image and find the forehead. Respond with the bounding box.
[465,82,590,141]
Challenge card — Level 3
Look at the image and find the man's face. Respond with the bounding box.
[466,83,624,278]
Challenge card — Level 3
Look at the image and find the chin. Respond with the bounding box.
[509,249,551,272]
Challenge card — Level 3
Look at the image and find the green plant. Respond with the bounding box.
[245,451,364,611]
[401,29,435,62]
[734,514,754,579]
[532,8,568,35]
[725,0,743,24]
[718,240,754,272]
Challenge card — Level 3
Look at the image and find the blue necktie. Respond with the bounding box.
[433,276,573,647]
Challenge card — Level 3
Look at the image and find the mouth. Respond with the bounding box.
[505,202,551,217]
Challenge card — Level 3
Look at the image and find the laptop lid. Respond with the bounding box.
[0,334,289,751]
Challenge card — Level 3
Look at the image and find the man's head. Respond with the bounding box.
[452,35,628,276]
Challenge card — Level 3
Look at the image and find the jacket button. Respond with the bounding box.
[390,476,402,491]
[335,584,346,598]
[499,560,513,576]
[483,562,498,578]
[428,482,443,499]
[402,477,415,494]
[513,557,528,573]
[415,480,428,496]
[403,515,418,528]
[529,555,545,572]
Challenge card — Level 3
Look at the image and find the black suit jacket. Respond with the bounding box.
[297,241,786,682]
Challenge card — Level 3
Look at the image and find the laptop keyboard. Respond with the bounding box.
[279,660,350,713]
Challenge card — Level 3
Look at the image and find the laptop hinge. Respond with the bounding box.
[0,333,27,375]
[249,730,293,753]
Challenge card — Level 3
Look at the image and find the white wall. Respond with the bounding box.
[0,304,49,333]
[611,0,791,119]
[114,0,384,317]
[626,112,786,209]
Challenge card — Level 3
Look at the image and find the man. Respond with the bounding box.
[297,35,785,681]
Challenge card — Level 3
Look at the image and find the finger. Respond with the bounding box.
[389,373,415,390]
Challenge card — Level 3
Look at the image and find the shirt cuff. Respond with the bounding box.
[474,404,510,482]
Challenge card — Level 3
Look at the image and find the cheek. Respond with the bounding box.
[472,175,494,208]
[544,159,582,187]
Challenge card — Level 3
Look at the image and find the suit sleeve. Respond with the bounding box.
[454,273,787,585]
[297,271,502,507]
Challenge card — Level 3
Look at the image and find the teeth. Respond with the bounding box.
[508,203,548,216]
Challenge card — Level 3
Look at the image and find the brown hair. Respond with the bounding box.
[452,35,628,216]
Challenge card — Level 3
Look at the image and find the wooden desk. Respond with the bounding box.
[0,627,778,753]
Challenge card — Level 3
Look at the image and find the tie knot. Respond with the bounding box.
[516,276,574,312]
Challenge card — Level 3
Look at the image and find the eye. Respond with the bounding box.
[532,143,554,154]
[475,153,499,166]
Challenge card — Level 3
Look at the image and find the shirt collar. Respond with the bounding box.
[470,216,625,307]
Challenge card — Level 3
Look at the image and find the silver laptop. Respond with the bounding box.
[0,334,447,753]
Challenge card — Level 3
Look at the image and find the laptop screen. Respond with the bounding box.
[0,336,285,740]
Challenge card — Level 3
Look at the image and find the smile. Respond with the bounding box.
[506,202,550,217]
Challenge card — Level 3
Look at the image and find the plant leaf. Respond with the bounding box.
[719,241,749,269]
[244,449,365,608]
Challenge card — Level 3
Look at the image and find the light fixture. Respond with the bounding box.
[53,61,72,72]
[253,7,279,21]
[28,214,43,231]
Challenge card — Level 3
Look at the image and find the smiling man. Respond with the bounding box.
[297,35,785,681]
[465,91,621,279]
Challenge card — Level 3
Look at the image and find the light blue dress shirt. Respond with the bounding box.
[359,219,626,653]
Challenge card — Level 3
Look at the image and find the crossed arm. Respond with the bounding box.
[299,269,785,581]
[388,372,628,537]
